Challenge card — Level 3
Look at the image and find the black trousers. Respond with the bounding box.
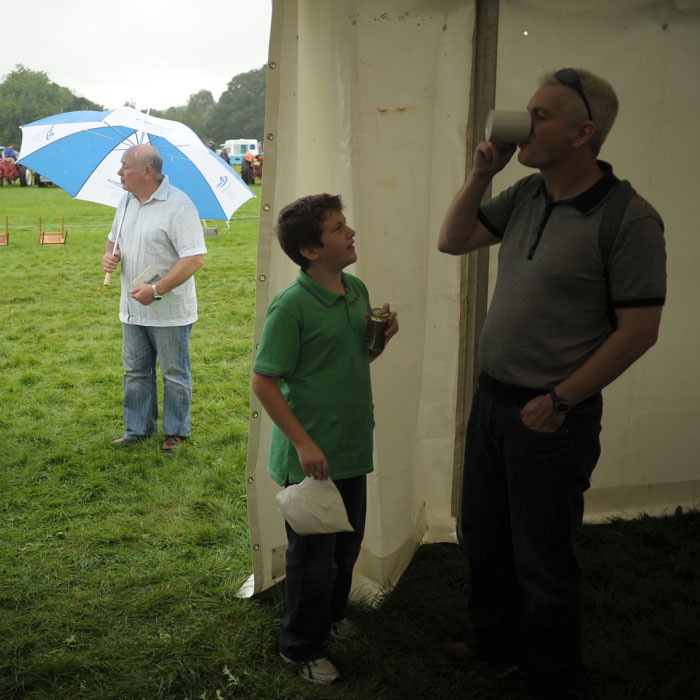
[461,381,602,700]
[279,475,367,662]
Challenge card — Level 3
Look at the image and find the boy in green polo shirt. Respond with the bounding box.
[252,193,398,685]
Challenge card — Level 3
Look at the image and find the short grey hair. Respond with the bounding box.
[142,149,164,178]
[127,144,164,179]
[539,69,619,155]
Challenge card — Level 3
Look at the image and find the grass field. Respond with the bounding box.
[1,185,699,699]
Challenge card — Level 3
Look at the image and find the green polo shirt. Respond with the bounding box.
[253,270,374,486]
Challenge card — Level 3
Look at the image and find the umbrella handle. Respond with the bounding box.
[103,271,112,286]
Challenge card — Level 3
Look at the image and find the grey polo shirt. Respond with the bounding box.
[477,162,666,389]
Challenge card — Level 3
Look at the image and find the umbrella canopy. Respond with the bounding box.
[18,107,254,220]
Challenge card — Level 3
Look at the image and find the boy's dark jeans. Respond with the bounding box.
[461,385,603,700]
[279,475,367,661]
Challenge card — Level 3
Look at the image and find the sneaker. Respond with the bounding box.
[279,652,340,684]
[330,617,357,639]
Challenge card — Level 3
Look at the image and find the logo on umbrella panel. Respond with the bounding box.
[131,114,176,133]
[45,125,55,141]
[216,176,228,188]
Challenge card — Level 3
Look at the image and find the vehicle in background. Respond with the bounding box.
[252,153,263,181]
[33,171,52,187]
[222,139,260,165]
[0,157,34,186]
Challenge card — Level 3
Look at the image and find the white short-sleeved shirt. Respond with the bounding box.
[108,176,207,327]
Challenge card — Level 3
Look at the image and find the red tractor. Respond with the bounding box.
[252,153,263,181]
[0,158,32,186]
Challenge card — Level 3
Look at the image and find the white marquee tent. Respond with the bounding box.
[243,0,700,597]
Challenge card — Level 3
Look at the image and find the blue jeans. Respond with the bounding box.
[279,475,367,661]
[121,323,192,438]
[461,380,602,700]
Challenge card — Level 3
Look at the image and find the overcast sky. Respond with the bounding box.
[2,0,272,111]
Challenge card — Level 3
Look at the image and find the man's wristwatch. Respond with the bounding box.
[151,283,162,301]
[549,389,571,414]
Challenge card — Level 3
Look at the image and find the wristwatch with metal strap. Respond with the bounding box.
[151,283,162,301]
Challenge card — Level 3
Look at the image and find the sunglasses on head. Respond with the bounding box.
[555,68,593,122]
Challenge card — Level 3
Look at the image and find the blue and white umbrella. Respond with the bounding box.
[18,106,254,220]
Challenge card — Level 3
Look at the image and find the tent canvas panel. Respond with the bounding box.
[245,0,700,597]
[491,0,700,517]
[245,0,477,596]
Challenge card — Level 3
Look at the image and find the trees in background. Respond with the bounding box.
[0,64,267,148]
[152,89,216,142]
[152,66,266,144]
[205,66,266,144]
[0,65,103,146]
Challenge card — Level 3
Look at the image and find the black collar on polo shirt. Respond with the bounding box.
[537,161,619,214]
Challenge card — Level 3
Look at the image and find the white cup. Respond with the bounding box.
[485,110,532,143]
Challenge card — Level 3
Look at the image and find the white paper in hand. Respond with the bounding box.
[129,265,175,311]
[275,477,354,535]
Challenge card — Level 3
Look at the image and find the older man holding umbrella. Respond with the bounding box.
[102,144,206,453]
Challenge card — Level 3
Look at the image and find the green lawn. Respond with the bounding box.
[1,185,698,699]
[0,185,273,699]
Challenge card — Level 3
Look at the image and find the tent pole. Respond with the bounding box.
[451,0,500,531]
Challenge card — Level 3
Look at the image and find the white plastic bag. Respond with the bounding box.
[275,477,355,535]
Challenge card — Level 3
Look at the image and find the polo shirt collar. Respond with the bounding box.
[539,160,618,214]
[296,270,354,308]
[140,175,170,205]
